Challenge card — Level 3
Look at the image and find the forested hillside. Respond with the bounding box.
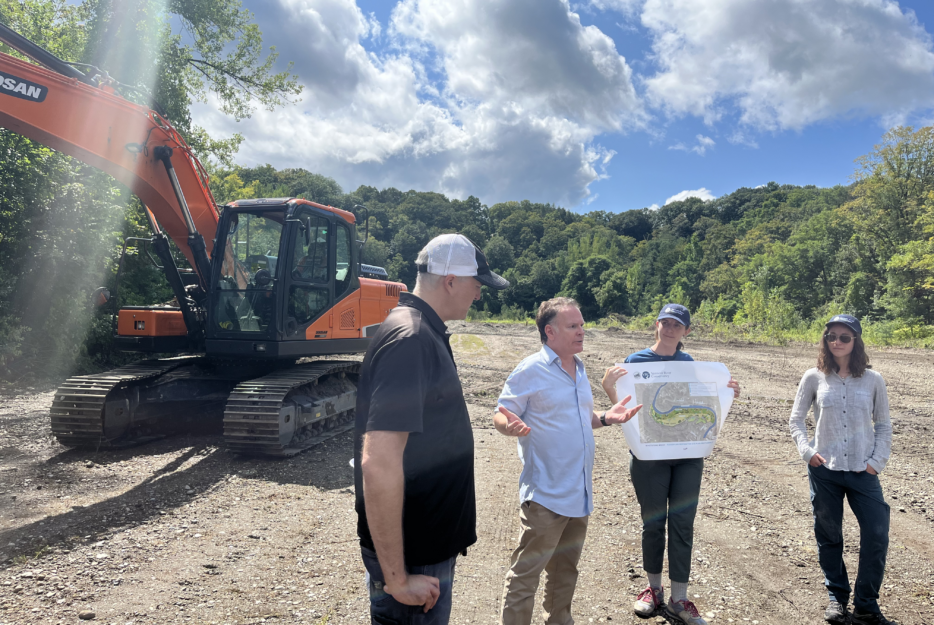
[209,126,934,346]
[1,3,933,382]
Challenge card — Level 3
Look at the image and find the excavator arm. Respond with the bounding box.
[1,26,413,457]
[0,46,219,272]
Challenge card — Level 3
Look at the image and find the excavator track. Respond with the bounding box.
[50,356,203,448]
[223,360,360,457]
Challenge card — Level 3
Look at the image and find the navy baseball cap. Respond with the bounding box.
[825,314,862,336]
[657,303,690,328]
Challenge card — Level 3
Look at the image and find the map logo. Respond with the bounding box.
[641,371,651,379]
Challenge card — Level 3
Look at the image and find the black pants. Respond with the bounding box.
[808,464,890,614]
[629,456,704,583]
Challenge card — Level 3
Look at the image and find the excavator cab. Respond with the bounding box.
[205,198,386,359]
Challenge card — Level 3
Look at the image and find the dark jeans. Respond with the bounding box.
[361,547,457,625]
[629,455,704,583]
[808,464,890,614]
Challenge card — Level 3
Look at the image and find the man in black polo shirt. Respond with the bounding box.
[354,233,509,624]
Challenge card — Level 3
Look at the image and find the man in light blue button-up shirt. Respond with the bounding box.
[494,298,641,625]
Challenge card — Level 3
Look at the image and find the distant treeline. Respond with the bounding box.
[210,126,934,345]
[2,127,933,382]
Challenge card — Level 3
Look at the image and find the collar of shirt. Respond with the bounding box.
[541,344,584,378]
[397,292,450,338]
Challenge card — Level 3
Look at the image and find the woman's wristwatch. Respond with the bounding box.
[599,411,608,426]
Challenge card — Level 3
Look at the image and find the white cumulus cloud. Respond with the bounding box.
[669,134,715,155]
[640,0,934,131]
[193,0,644,207]
[584,0,644,16]
[192,0,934,208]
[665,187,715,204]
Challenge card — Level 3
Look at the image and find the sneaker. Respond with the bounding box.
[824,600,848,624]
[666,598,708,625]
[852,610,895,625]
[633,586,663,618]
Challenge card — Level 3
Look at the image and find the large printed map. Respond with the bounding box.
[635,382,721,443]
[617,361,735,460]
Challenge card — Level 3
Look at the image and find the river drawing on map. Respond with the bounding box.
[634,381,722,444]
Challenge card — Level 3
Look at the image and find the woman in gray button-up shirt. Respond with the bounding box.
[788,314,893,625]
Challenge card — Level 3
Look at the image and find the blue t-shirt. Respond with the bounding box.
[624,347,694,363]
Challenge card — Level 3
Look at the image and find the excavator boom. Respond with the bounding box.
[0,50,218,269]
[0,26,407,457]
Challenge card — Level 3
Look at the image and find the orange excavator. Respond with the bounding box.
[0,24,405,456]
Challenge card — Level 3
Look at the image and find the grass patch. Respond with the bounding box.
[449,334,488,352]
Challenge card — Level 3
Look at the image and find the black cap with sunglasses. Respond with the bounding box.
[825,314,862,338]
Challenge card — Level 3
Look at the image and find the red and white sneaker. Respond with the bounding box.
[666,598,708,625]
[633,586,664,618]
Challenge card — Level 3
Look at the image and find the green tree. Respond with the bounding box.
[0,0,303,378]
[843,126,934,254]
[561,256,613,319]
[484,236,515,273]
[596,270,632,316]
[361,238,390,268]
[609,208,653,240]
[81,0,301,161]
[883,240,934,322]
[842,126,934,322]
[732,280,802,337]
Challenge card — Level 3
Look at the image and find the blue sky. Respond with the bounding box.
[191,0,934,213]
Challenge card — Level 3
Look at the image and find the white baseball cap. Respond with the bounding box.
[416,233,510,290]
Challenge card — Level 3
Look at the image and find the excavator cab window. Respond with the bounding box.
[215,210,284,333]
[287,213,331,333]
[334,222,352,296]
[291,216,329,282]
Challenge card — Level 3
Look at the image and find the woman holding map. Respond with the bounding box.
[601,303,739,625]
[788,314,893,625]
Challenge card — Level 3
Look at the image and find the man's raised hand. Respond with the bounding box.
[603,394,643,425]
[498,406,531,437]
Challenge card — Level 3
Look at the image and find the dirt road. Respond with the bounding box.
[1,323,932,624]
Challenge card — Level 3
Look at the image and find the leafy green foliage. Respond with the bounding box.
[0,130,130,379]
[0,0,304,380]
[81,0,301,163]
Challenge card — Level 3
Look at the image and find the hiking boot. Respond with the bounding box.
[852,610,895,625]
[665,598,708,625]
[824,600,848,624]
[633,586,663,618]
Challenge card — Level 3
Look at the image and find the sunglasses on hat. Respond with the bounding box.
[824,333,853,344]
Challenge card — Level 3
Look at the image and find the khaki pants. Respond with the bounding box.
[501,501,589,625]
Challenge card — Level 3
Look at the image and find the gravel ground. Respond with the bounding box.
[1,322,932,625]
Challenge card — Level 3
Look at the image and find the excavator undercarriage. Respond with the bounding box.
[51,358,361,456]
